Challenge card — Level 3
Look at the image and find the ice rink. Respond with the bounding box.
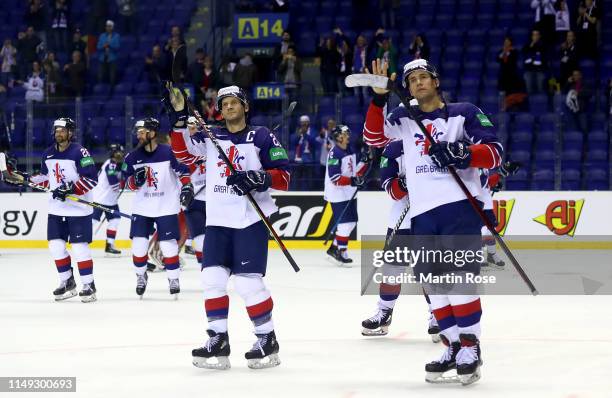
[1,248,611,398]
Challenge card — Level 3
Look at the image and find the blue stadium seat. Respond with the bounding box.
[538,112,557,130]
[250,115,268,127]
[479,0,496,14]
[563,130,583,146]
[499,1,516,14]
[514,113,535,130]
[445,29,464,47]
[108,118,126,144]
[463,61,482,79]
[320,2,337,15]
[530,169,555,190]
[534,150,555,168]
[479,95,500,114]
[455,13,473,27]
[586,148,608,163]
[341,96,359,116]
[135,82,153,96]
[92,83,111,98]
[435,14,454,29]
[315,17,333,34]
[509,131,532,151]
[561,149,582,171]
[589,130,608,145]
[506,168,529,190]
[585,168,609,190]
[344,113,364,127]
[113,83,133,96]
[414,14,434,30]
[590,113,607,131]
[529,94,548,114]
[561,169,581,190]
[103,102,125,118]
[508,150,531,164]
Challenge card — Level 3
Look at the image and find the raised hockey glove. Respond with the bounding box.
[162,81,188,128]
[428,141,472,169]
[350,175,366,188]
[359,147,373,164]
[180,182,194,207]
[226,170,272,196]
[499,161,521,177]
[52,181,74,201]
[134,166,148,187]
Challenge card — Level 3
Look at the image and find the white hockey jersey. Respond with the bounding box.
[323,145,367,203]
[92,159,123,206]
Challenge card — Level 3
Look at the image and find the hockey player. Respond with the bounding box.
[163,84,290,370]
[169,116,207,267]
[12,118,99,302]
[363,58,503,385]
[92,143,125,256]
[324,125,369,265]
[122,117,194,299]
[480,161,520,269]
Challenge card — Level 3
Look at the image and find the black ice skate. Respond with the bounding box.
[169,278,180,299]
[326,245,352,266]
[428,312,441,343]
[192,330,231,370]
[136,273,148,298]
[184,245,196,256]
[486,252,505,269]
[53,275,77,301]
[425,335,461,384]
[104,242,121,257]
[361,307,393,336]
[79,282,97,303]
[245,331,281,369]
[456,334,483,385]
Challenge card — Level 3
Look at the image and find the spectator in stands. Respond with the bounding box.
[336,29,353,95]
[96,20,121,86]
[277,45,303,102]
[218,55,237,86]
[522,29,548,95]
[316,35,341,94]
[25,0,47,41]
[88,0,109,36]
[164,26,186,53]
[576,0,599,59]
[531,0,556,46]
[316,117,336,172]
[16,27,42,80]
[232,53,258,90]
[116,0,137,35]
[559,30,578,85]
[273,31,295,65]
[198,55,220,103]
[145,44,166,83]
[201,88,222,123]
[166,36,187,82]
[376,33,398,74]
[188,48,206,88]
[42,51,61,100]
[554,0,571,44]
[497,37,521,93]
[48,0,70,53]
[290,115,317,190]
[352,35,369,104]
[17,61,44,102]
[565,69,591,133]
[0,39,17,87]
[379,0,400,29]
[408,32,430,61]
[63,50,86,97]
[70,28,87,64]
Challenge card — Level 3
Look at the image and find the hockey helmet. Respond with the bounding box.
[331,125,351,141]
[216,85,248,111]
[52,117,76,137]
[402,59,439,88]
[108,143,124,158]
[133,117,160,134]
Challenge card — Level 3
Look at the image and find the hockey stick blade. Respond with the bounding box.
[345,74,392,90]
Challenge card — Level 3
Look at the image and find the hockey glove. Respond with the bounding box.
[134,166,148,187]
[180,183,194,207]
[350,175,366,188]
[52,181,74,201]
[428,141,472,169]
[226,170,272,196]
[359,147,373,164]
[2,169,28,186]
[162,81,189,128]
[499,161,521,177]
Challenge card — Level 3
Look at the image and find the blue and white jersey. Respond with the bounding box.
[324,145,367,203]
[92,159,122,206]
[32,143,98,216]
[122,144,190,217]
[378,102,503,217]
[380,140,411,229]
[181,125,290,229]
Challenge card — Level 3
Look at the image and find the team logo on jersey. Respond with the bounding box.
[52,163,66,184]
[493,199,515,236]
[217,145,244,177]
[533,199,584,236]
[145,168,159,190]
[414,124,444,155]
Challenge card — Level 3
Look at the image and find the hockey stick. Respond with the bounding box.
[346,73,538,295]
[270,100,297,131]
[166,84,300,273]
[94,184,127,235]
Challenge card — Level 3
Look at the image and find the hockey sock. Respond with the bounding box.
[72,242,94,284]
[429,294,460,342]
[235,274,274,334]
[448,295,482,339]
[194,233,205,266]
[132,237,149,276]
[335,221,356,250]
[335,235,349,250]
[49,239,72,281]
[160,240,180,280]
[106,218,120,245]
[202,266,231,333]
[378,263,403,309]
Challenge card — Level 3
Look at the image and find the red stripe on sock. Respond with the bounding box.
[55,256,71,267]
[335,235,349,244]
[196,251,203,261]
[452,299,482,317]
[107,229,117,238]
[205,295,229,311]
[380,283,401,295]
[246,297,274,318]
[133,255,148,263]
[163,255,179,265]
[77,259,93,270]
[433,305,453,321]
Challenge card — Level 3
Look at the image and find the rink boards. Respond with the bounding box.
[0,191,611,248]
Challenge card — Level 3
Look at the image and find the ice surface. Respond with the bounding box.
[1,248,611,398]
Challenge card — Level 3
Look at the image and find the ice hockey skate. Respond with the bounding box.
[485,252,505,269]
[53,275,77,301]
[192,330,231,370]
[425,335,461,384]
[104,242,121,257]
[79,282,97,303]
[361,307,393,336]
[326,245,353,267]
[456,334,482,385]
[168,278,180,299]
[136,273,148,298]
[184,245,196,256]
[245,331,281,369]
[428,312,441,343]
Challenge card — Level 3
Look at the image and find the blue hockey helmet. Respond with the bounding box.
[216,85,249,111]
[401,59,439,88]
